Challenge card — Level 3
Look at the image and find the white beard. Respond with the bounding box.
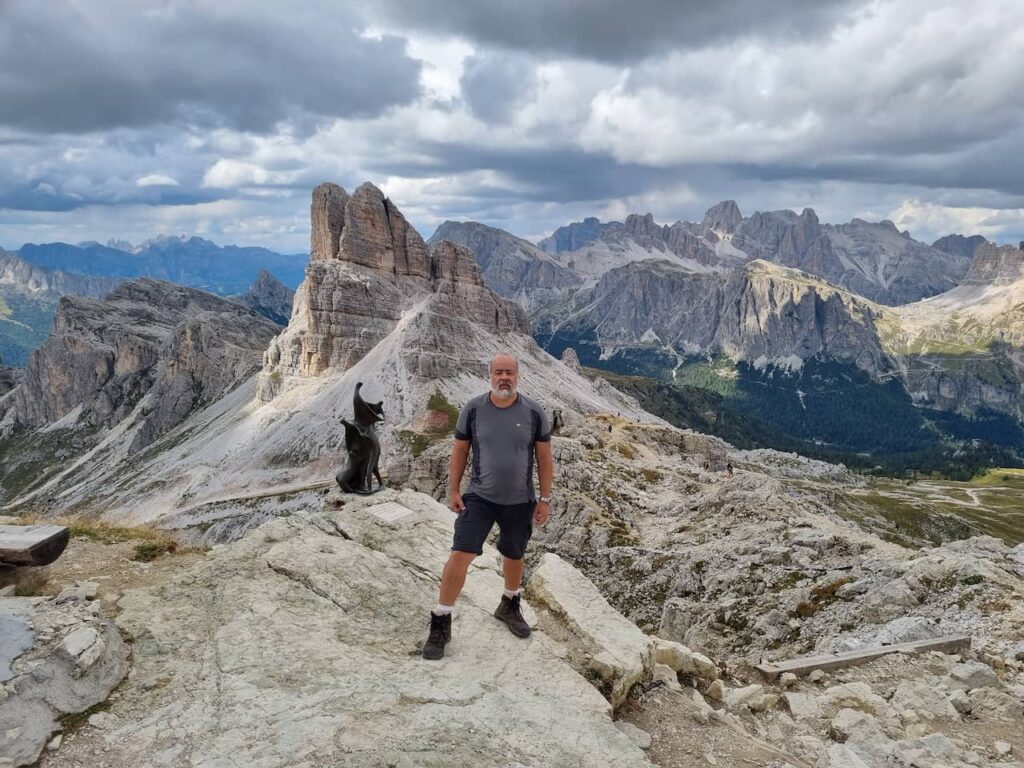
[491,386,515,400]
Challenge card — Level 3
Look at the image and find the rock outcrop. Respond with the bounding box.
[960,242,1024,286]
[0,594,127,767]
[932,234,989,261]
[259,183,530,391]
[45,491,653,767]
[230,269,295,325]
[8,279,279,450]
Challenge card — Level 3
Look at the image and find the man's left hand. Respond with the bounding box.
[533,500,550,526]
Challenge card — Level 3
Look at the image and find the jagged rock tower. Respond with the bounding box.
[257,182,528,399]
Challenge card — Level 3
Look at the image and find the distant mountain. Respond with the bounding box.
[428,221,582,310]
[0,248,123,366]
[538,217,622,254]
[932,234,990,261]
[15,235,307,296]
[535,251,1024,468]
[230,269,295,325]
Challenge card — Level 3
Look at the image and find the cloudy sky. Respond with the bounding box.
[1,0,1023,253]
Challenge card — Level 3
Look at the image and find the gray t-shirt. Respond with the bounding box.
[454,392,551,505]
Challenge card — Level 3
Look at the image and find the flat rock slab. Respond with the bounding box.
[85,490,652,768]
[527,552,654,709]
[0,525,70,567]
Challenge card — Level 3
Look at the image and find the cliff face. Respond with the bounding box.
[429,220,583,310]
[259,184,529,395]
[0,248,120,298]
[536,259,889,375]
[9,278,279,449]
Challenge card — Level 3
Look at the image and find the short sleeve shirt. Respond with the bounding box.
[454,393,551,505]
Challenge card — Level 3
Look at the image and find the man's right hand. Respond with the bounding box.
[449,493,466,514]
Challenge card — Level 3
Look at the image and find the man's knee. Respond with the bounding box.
[446,550,477,571]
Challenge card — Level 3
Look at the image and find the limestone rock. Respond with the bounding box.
[890,680,958,720]
[784,692,823,720]
[9,278,278,450]
[943,660,999,691]
[99,491,653,767]
[430,220,582,310]
[0,596,127,767]
[652,637,718,681]
[527,552,654,709]
[260,183,529,389]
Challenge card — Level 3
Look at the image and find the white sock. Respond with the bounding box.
[503,588,520,599]
[432,604,454,616]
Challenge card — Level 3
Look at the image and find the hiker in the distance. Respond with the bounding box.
[422,353,553,660]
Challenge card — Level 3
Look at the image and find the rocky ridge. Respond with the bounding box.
[535,258,891,376]
[534,201,970,307]
[229,268,295,325]
[0,249,121,299]
[428,220,583,310]
[1,278,280,454]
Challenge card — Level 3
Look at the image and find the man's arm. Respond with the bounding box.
[449,438,470,513]
[534,440,553,525]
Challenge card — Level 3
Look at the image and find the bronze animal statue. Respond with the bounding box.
[336,382,385,495]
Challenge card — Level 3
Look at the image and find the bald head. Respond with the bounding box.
[488,353,519,401]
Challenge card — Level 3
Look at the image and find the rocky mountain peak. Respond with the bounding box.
[231,269,295,325]
[259,182,529,389]
[624,212,661,239]
[932,234,990,261]
[310,181,430,279]
[961,242,1024,286]
[702,200,743,233]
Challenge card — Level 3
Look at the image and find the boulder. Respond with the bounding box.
[652,637,718,681]
[943,660,999,691]
[0,596,127,766]
[527,553,654,709]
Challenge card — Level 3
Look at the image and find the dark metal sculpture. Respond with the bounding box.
[336,382,385,495]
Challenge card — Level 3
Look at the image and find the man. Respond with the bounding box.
[422,353,553,660]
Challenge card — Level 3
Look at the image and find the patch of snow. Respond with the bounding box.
[640,328,660,344]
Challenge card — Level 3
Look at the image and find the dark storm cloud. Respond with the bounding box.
[0,1,422,134]
[370,0,858,63]
[368,142,686,203]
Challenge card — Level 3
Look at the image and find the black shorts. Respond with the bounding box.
[452,493,535,560]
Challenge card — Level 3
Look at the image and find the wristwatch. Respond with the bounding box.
[539,496,551,504]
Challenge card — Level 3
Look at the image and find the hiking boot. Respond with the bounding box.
[494,593,531,638]
[422,612,451,660]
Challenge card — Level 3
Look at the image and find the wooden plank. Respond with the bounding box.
[0,525,70,567]
[755,635,972,682]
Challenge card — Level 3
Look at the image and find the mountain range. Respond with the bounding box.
[13,235,306,295]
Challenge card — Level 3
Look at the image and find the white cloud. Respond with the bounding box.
[889,199,1024,245]
[137,174,180,187]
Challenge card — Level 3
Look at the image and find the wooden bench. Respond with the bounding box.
[755,635,972,682]
[0,525,70,567]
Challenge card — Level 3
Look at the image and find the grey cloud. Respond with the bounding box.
[0,1,422,134]
[371,0,858,63]
[460,53,538,123]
